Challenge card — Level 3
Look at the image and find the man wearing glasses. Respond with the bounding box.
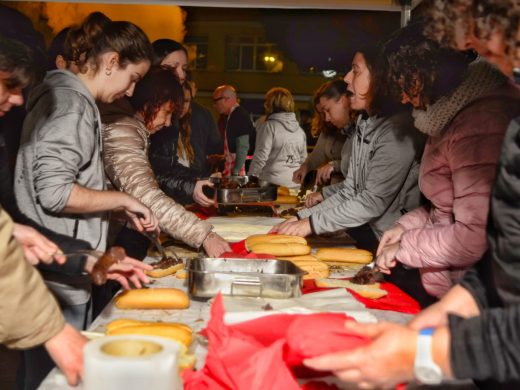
[212,85,255,176]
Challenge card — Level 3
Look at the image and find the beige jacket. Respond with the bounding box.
[0,207,65,349]
[101,101,212,248]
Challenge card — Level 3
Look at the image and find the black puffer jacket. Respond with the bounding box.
[449,115,520,385]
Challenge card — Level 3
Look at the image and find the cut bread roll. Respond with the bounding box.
[315,248,373,264]
[248,243,311,257]
[106,321,193,346]
[245,234,307,250]
[114,288,190,310]
[277,254,318,261]
[176,269,188,279]
[145,263,184,278]
[315,278,387,299]
[291,260,330,280]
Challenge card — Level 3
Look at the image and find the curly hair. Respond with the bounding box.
[425,0,520,61]
[129,66,183,129]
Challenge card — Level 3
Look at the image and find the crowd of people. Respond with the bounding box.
[0,0,519,388]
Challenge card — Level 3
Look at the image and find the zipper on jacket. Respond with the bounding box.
[72,219,79,239]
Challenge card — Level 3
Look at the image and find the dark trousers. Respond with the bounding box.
[347,224,437,309]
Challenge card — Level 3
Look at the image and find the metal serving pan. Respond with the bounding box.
[187,258,305,299]
[211,176,278,204]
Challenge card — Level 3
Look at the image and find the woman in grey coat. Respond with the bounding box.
[248,87,307,188]
[273,47,425,254]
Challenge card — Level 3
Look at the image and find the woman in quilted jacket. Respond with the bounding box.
[376,31,520,299]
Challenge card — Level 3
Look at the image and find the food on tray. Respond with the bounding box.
[291,260,330,279]
[220,177,240,189]
[114,288,190,310]
[91,246,126,285]
[277,254,318,261]
[145,256,184,278]
[315,278,388,299]
[351,265,385,285]
[277,186,291,196]
[248,243,312,257]
[176,269,188,279]
[274,194,299,204]
[106,320,193,346]
[315,248,373,264]
[245,234,307,250]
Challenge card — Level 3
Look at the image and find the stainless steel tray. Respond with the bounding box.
[212,176,278,204]
[187,258,305,299]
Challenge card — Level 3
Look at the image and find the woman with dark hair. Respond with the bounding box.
[148,39,223,206]
[102,66,230,258]
[376,33,520,300]
[292,79,353,186]
[273,46,425,260]
[14,14,158,389]
[247,87,307,188]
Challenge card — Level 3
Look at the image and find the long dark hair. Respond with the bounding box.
[178,81,195,163]
[129,66,183,129]
[152,39,188,66]
[66,12,153,74]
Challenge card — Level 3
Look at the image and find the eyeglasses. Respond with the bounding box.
[213,96,226,103]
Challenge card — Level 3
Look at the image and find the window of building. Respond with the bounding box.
[184,35,208,70]
[226,36,282,72]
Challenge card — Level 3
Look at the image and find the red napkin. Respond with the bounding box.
[183,294,369,390]
[303,279,420,315]
[186,204,218,220]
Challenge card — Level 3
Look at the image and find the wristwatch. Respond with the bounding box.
[414,327,443,385]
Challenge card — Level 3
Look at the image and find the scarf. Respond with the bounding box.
[413,59,508,137]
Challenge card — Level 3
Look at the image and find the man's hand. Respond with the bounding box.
[375,242,400,274]
[292,164,308,184]
[269,216,298,233]
[304,321,418,389]
[84,252,152,289]
[409,284,480,330]
[193,180,216,207]
[202,232,231,257]
[12,224,64,265]
[305,192,324,208]
[376,224,405,256]
[44,324,88,386]
[272,218,312,237]
[122,195,159,232]
[316,163,334,185]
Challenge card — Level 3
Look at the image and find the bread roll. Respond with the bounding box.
[275,195,299,204]
[245,234,307,250]
[316,248,373,264]
[175,269,188,279]
[249,243,311,256]
[106,323,193,346]
[291,260,330,280]
[315,278,387,299]
[145,263,184,278]
[277,186,291,196]
[106,319,191,334]
[277,255,318,261]
[114,288,190,310]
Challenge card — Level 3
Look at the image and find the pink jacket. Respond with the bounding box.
[396,82,520,298]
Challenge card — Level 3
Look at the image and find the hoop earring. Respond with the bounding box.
[105,68,112,76]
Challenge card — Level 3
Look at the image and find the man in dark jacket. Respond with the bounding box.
[212,85,255,176]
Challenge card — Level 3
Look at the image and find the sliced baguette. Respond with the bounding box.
[248,243,311,257]
[245,234,307,250]
[315,248,373,264]
[315,278,387,299]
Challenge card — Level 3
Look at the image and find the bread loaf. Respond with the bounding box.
[245,234,307,250]
[106,323,193,346]
[315,278,387,299]
[249,243,311,256]
[114,288,190,310]
[316,248,373,264]
[275,195,299,204]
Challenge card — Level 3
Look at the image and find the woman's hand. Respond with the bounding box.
[305,192,324,208]
[409,284,480,330]
[84,252,152,290]
[376,224,405,256]
[292,164,308,184]
[375,242,400,274]
[303,321,418,389]
[202,232,231,257]
[272,218,312,237]
[193,180,216,207]
[316,163,334,185]
[13,223,65,265]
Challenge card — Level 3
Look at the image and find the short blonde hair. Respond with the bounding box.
[264,87,294,116]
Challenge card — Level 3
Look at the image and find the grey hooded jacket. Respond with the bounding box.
[248,112,307,188]
[298,111,425,238]
[14,70,107,304]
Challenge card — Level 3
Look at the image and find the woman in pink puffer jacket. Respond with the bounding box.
[376,38,520,299]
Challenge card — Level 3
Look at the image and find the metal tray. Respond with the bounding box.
[211,176,278,204]
[187,258,305,299]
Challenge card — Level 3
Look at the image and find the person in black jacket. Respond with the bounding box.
[149,39,221,206]
[302,4,520,388]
